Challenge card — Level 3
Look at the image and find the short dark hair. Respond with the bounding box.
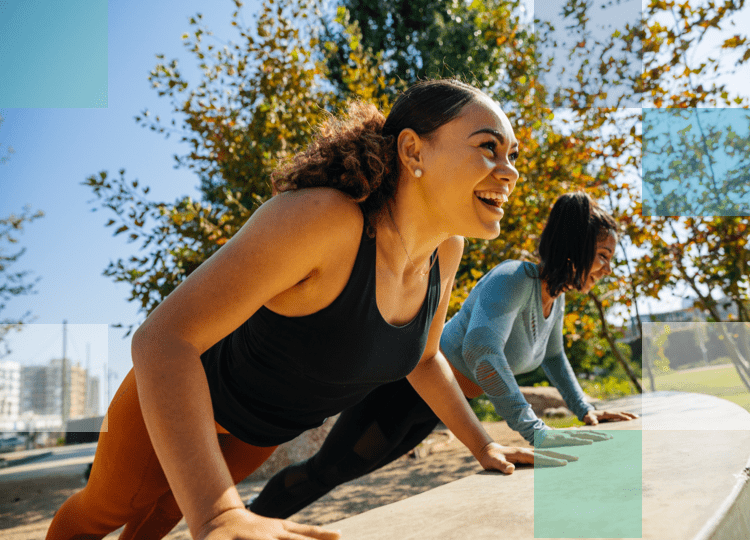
[537,192,618,297]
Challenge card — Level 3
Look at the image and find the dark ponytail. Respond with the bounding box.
[537,192,618,297]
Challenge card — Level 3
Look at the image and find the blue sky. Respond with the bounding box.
[1,0,747,412]
[1,0,258,412]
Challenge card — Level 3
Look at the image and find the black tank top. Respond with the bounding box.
[200,225,442,446]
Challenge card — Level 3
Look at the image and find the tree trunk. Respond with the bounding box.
[589,291,643,393]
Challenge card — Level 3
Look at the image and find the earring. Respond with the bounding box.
[414,169,423,178]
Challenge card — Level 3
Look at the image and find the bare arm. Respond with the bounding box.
[406,238,573,470]
[406,237,511,469]
[131,189,359,539]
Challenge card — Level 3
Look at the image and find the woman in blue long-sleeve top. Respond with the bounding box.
[248,191,638,518]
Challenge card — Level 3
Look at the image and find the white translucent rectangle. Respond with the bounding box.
[641,322,750,430]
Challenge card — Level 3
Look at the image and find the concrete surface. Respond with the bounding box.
[329,391,750,540]
[0,443,96,482]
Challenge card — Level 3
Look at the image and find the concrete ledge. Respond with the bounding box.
[694,457,750,540]
[329,392,750,540]
[0,450,52,469]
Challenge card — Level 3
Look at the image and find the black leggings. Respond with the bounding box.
[249,378,448,519]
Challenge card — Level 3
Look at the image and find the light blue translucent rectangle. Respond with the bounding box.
[643,108,750,216]
[533,0,641,107]
[534,430,642,538]
[0,0,108,108]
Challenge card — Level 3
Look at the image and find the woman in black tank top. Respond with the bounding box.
[49,79,554,540]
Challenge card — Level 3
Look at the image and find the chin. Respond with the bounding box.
[469,221,502,240]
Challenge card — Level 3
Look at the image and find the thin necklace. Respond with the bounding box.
[385,204,436,277]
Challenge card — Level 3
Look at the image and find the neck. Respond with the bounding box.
[540,279,560,310]
[375,193,448,277]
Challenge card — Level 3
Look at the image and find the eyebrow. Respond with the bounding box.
[469,128,519,149]
[601,246,614,254]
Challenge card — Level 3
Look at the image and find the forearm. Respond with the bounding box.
[542,354,595,420]
[484,393,548,445]
[407,352,493,461]
[132,338,243,538]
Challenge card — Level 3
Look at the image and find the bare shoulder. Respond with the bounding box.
[249,188,366,316]
[437,235,466,274]
[133,188,364,354]
[240,187,364,264]
[258,188,363,236]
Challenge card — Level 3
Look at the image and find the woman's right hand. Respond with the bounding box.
[537,429,611,448]
[197,508,341,540]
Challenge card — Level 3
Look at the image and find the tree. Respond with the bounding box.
[629,0,750,390]
[0,115,44,356]
[325,0,646,390]
[320,0,533,100]
[534,0,750,393]
[84,0,750,398]
[84,0,647,391]
[84,0,388,333]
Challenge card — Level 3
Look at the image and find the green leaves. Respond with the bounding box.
[0,205,45,356]
[83,0,749,372]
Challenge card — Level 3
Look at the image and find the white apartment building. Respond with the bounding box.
[0,361,21,419]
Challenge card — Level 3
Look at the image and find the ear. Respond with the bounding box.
[396,128,424,178]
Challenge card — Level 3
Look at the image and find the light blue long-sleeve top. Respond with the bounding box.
[440,260,595,445]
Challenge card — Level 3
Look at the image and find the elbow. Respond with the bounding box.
[130,324,203,372]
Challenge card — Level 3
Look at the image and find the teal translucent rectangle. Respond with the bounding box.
[0,0,108,108]
[534,430,642,538]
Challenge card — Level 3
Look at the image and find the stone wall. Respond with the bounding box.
[520,386,600,417]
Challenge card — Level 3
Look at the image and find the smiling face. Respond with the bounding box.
[410,96,520,239]
[578,231,617,293]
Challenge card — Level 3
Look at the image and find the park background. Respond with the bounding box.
[1,0,750,423]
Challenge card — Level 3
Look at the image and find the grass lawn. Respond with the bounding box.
[646,364,750,412]
[474,364,750,429]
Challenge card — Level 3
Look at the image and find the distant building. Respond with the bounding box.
[21,365,51,415]
[20,359,93,418]
[70,362,87,419]
[621,295,744,342]
[0,361,21,419]
[620,296,750,371]
[85,376,100,417]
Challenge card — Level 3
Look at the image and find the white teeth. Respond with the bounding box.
[475,191,508,203]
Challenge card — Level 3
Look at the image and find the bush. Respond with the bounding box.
[580,375,636,400]
[470,397,503,422]
[544,416,585,429]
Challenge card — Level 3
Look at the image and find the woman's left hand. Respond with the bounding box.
[583,410,639,425]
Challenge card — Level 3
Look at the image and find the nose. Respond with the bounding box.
[495,160,519,187]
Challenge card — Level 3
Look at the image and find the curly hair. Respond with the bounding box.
[271,79,484,235]
[535,192,619,297]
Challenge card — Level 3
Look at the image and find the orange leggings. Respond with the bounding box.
[46,368,277,540]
